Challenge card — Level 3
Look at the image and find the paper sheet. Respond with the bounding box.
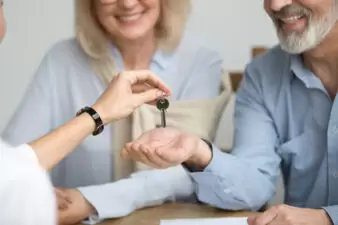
[160,217,248,225]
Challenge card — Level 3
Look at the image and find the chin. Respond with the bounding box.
[119,30,152,42]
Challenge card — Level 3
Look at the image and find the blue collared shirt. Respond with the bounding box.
[190,45,338,224]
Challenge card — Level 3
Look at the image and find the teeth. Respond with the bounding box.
[279,15,303,23]
[118,13,141,22]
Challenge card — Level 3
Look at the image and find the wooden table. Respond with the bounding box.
[86,203,258,225]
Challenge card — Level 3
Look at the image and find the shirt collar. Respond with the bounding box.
[290,53,324,91]
[151,49,173,70]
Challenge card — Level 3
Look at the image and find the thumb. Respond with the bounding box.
[247,215,256,225]
[133,88,165,106]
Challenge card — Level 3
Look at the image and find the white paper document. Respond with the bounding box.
[160,217,248,225]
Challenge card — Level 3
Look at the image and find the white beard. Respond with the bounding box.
[276,5,337,54]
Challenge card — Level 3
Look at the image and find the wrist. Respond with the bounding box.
[84,202,97,217]
[184,138,212,171]
[77,106,104,136]
[75,113,96,135]
[78,190,97,218]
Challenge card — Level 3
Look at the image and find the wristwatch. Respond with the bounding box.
[76,106,104,136]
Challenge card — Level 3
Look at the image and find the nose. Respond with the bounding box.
[118,0,139,9]
[267,0,293,12]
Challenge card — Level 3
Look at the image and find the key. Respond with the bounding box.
[156,98,169,127]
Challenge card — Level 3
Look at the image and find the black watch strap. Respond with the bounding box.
[76,106,104,136]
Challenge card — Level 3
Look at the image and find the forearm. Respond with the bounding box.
[187,145,276,211]
[28,114,95,170]
[78,166,195,222]
[323,205,338,225]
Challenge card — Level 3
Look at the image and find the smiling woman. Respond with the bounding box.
[2,0,223,224]
[76,0,192,82]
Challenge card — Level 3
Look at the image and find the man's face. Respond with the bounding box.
[264,0,337,53]
[0,0,5,42]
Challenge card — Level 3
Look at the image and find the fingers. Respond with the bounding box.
[251,207,278,225]
[155,135,194,165]
[132,83,152,93]
[122,142,158,168]
[132,88,166,106]
[124,142,156,167]
[247,215,257,225]
[140,144,172,168]
[124,70,171,95]
[122,142,172,169]
[55,188,72,210]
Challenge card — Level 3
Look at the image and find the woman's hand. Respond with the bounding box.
[92,70,171,124]
[28,70,170,171]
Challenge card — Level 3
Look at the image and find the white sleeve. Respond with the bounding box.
[0,140,57,225]
[78,166,196,224]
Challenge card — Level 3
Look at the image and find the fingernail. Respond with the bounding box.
[157,91,165,97]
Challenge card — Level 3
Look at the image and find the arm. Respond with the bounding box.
[186,64,281,211]
[0,70,170,224]
[5,69,170,171]
[78,165,195,222]
[28,113,95,170]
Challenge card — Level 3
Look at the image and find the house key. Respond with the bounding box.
[156,98,169,127]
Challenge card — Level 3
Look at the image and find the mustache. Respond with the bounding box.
[272,4,311,20]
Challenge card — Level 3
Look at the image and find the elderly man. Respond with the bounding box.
[122,0,338,225]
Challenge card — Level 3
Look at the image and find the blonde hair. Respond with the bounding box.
[75,0,192,83]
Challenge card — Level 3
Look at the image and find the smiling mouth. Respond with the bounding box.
[278,14,305,24]
[116,13,143,22]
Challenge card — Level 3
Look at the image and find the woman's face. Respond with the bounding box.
[0,0,6,42]
[94,0,161,42]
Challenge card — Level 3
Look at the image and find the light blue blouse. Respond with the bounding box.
[1,35,223,221]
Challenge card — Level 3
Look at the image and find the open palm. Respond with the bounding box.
[121,128,200,169]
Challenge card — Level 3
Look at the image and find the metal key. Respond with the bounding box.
[156,98,169,127]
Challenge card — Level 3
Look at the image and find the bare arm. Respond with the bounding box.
[28,113,95,170]
[28,70,170,171]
